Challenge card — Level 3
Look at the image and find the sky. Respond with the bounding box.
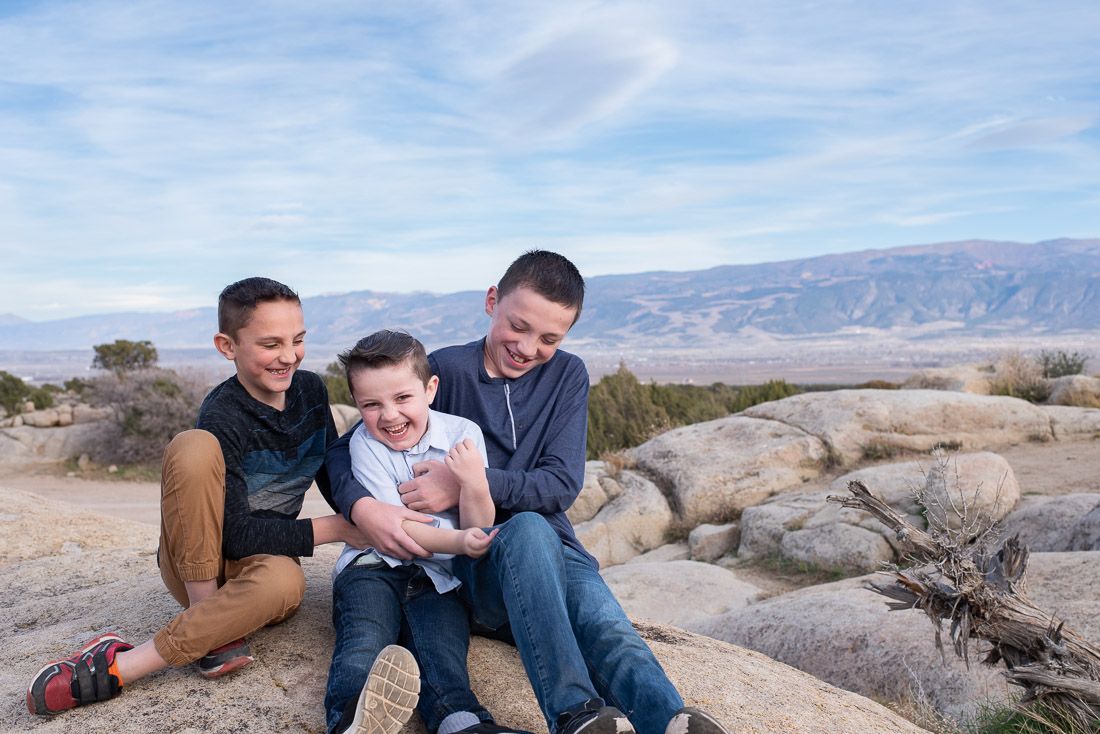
[1,1,1098,321]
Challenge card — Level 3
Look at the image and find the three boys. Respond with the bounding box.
[28,253,733,734]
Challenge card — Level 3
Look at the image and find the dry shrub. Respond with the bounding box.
[598,449,636,478]
[989,351,1051,403]
[87,368,210,465]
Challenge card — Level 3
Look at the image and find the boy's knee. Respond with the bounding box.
[163,429,224,476]
[254,556,306,622]
[498,511,557,544]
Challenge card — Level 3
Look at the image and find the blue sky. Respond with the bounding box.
[1,1,1098,320]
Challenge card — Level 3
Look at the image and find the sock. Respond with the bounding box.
[107,658,124,687]
[438,711,480,734]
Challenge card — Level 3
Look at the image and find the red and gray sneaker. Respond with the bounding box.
[197,638,254,679]
[26,633,133,715]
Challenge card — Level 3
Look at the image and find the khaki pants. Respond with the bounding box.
[153,430,306,666]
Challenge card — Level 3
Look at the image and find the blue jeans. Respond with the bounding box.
[452,512,683,734]
[324,561,490,734]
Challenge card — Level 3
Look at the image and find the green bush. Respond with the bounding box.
[1038,350,1088,379]
[586,363,801,458]
[587,364,672,458]
[64,377,90,395]
[27,385,55,410]
[87,368,209,465]
[92,339,159,374]
[323,361,353,406]
[0,370,30,415]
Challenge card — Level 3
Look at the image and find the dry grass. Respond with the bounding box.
[989,351,1052,403]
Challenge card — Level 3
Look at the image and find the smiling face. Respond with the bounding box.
[482,284,578,379]
[214,298,305,410]
[349,360,439,451]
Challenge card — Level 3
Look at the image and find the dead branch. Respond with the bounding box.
[828,479,1100,729]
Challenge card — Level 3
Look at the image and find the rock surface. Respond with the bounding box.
[1042,405,1100,438]
[743,390,1053,465]
[631,415,827,526]
[602,560,761,630]
[688,522,740,562]
[573,470,672,567]
[1047,374,1100,408]
[738,454,1018,571]
[0,423,104,469]
[1,488,929,734]
[999,493,1100,551]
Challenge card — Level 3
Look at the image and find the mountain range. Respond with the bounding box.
[3,238,1097,352]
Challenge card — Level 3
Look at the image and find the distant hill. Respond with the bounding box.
[2,238,1097,351]
[0,313,29,327]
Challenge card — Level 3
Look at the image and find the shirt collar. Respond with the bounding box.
[408,409,452,455]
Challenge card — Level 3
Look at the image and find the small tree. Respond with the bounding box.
[323,361,353,406]
[92,339,159,374]
[0,370,30,415]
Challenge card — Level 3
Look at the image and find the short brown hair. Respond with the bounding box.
[339,330,432,398]
[498,250,585,318]
[218,277,300,339]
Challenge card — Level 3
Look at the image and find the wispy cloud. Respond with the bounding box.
[0,0,1098,320]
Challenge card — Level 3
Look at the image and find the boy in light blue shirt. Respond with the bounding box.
[325,329,520,734]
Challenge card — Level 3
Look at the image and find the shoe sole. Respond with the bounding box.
[345,645,420,734]
[26,633,126,715]
[199,653,255,679]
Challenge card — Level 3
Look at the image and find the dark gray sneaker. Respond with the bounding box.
[454,722,535,734]
[665,707,730,734]
[558,704,635,734]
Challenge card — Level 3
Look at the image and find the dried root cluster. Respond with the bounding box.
[829,477,1100,730]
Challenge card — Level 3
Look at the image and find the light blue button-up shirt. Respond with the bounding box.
[333,409,488,592]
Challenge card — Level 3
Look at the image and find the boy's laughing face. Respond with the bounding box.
[482,285,577,379]
[350,361,438,451]
[215,299,305,410]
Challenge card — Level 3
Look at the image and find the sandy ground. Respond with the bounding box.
[2,474,336,526]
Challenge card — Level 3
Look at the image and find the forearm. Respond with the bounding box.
[311,514,357,547]
[459,477,495,529]
[401,520,466,555]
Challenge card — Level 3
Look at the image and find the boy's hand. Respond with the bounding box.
[399,460,460,514]
[349,497,432,560]
[444,438,487,490]
[459,527,498,558]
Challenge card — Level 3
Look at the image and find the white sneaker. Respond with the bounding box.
[339,645,421,734]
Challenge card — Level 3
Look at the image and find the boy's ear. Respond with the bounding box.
[213,332,237,362]
[425,375,440,403]
[484,286,499,317]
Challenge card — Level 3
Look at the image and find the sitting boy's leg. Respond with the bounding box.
[159,429,225,608]
[400,578,491,732]
[154,553,305,667]
[452,512,599,730]
[561,547,683,734]
[325,563,409,734]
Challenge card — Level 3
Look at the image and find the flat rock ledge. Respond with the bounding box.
[1,487,927,734]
